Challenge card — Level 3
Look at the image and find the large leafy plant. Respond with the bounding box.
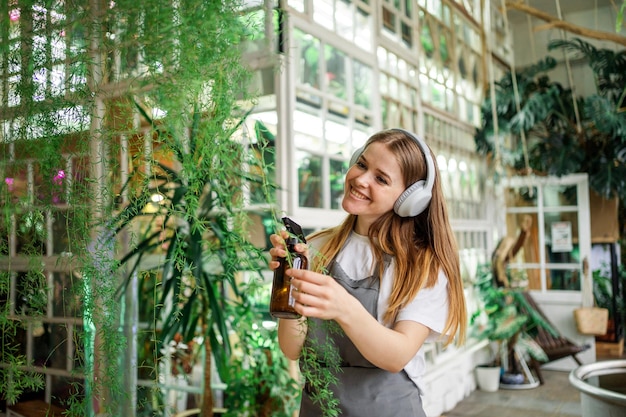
[475,38,626,208]
[112,103,263,412]
[100,0,304,415]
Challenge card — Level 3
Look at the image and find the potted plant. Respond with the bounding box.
[471,264,554,390]
[593,265,626,345]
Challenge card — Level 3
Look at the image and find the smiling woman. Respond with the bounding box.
[269,128,467,417]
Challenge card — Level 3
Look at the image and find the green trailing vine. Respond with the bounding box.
[294,250,344,417]
[299,318,343,417]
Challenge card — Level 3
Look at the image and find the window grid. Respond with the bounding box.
[292,25,376,211]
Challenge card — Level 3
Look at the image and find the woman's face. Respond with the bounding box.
[342,141,407,235]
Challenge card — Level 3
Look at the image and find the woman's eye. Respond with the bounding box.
[356,161,366,169]
[376,176,389,185]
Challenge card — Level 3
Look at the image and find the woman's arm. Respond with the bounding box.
[289,268,431,372]
[277,316,307,360]
[269,232,309,360]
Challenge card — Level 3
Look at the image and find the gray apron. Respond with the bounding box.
[299,258,426,417]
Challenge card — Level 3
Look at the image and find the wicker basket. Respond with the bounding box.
[574,307,609,336]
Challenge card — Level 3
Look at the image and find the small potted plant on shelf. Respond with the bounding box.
[593,264,626,349]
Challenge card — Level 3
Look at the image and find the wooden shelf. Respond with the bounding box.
[7,400,65,417]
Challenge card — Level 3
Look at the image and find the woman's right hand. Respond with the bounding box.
[268,230,308,271]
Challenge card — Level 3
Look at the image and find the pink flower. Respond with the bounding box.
[4,177,14,192]
[9,8,20,22]
[53,170,65,185]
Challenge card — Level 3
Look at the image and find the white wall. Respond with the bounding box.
[422,340,489,417]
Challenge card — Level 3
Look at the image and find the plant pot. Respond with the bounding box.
[475,365,502,392]
[569,359,626,417]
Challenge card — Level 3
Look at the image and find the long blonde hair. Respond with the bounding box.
[309,129,466,346]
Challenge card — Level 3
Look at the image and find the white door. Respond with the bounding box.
[501,173,596,369]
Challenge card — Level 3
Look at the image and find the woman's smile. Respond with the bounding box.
[349,187,369,201]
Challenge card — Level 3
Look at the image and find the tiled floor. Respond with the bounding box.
[444,347,626,417]
[443,369,582,417]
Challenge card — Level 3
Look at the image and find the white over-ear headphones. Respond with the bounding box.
[349,128,435,217]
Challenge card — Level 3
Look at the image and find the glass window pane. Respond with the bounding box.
[388,101,400,126]
[33,35,47,61]
[69,156,89,204]
[389,77,398,99]
[45,324,70,368]
[543,185,578,207]
[355,7,372,48]
[248,117,276,205]
[33,68,48,101]
[34,162,69,206]
[51,31,66,61]
[51,64,65,97]
[52,210,71,255]
[420,16,434,59]
[9,74,21,107]
[336,0,353,40]
[325,45,347,100]
[288,0,305,13]
[330,159,347,209]
[294,108,323,151]
[507,268,542,290]
[33,6,47,31]
[69,62,87,93]
[53,272,82,317]
[382,7,395,32]
[546,268,581,291]
[353,60,372,109]
[0,217,8,256]
[15,271,47,315]
[505,187,538,207]
[295,29,321,89]
[240,9,267,54]
[297,152,322,208]
[51,375,83,405]
[379,73,388,96]
[401,22,412,47]
[9,41,22,73]
[352,124,370,151]
[324,117,350,157]
[381,98,389,126]
[313,0,334,30]
[16,211,47,255]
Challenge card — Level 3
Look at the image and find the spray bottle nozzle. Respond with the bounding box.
[282,217,306,244]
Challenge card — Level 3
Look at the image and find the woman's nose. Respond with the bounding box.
[353,170,371,186]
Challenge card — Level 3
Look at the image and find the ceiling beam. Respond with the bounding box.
[505,0,626,47]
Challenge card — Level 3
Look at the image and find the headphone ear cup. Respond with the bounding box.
[393,180,432,217]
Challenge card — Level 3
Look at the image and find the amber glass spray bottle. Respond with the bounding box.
[269,217,307,319]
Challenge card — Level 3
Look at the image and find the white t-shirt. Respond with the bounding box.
[309,231,450,392]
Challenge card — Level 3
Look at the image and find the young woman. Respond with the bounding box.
[269,128,467,417]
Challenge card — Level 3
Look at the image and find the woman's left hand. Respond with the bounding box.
[287,268,353,321]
